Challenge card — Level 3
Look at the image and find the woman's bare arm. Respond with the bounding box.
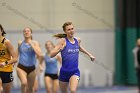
[50,38,65,58]
[76,37,95,61]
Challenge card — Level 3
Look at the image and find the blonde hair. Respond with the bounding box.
[45,41,55,48]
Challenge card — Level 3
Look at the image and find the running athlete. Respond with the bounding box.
[40,41,61,93]
[0,24,17,93]
[133,38,140,93]
[16,27,42,93]
[50,22,95,93]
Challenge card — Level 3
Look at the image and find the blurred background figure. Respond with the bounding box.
[133,38,140,93]
[0,79,3,93]
[41,41,61,93]
[0,24,17,93]
[16,27,42,93]
[33,60,44,93]
[40,41,61,93]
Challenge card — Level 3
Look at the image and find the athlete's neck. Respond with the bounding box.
[25,38,32,43]
[47,48,53,54]
[67,36,74,42]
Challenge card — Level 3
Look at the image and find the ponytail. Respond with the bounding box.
[53,33,67,38]
[53,22,73,38]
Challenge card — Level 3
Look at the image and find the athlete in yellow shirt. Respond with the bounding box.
[0,24,17,93]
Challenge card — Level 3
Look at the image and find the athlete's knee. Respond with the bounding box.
[53,88,58,93]
[60,88,68,93]
[21,82,28,87]
[70,88,77,93]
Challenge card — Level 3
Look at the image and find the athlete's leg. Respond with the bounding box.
[59,81,68,93]
[52,79,59,93]
[44,76,52,93]
[2,82,12,93]
[0,78,3,93]
[33,78,38,93]
[17,67,28,93]
[27,70,36,93]
[69,75,79,93]
[137,68,140,93]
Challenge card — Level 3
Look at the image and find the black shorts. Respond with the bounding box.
[45,73,58,80]
[137,68,140,88]
[0,72,13,83]
[17,63,35,75]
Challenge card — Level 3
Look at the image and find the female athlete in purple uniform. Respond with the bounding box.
[50,22,95,93]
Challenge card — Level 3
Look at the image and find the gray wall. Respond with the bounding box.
[0,0,115,88]
[0,0,114,29]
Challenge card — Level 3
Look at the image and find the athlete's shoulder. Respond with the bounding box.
[32,40,39,44]
[133,47,138,53]
[18,40,23,46]
[31,40,40,46]
[4,38,10,44]
[75,37,81,43]
[4,39,13,47]
[32,40,38,43]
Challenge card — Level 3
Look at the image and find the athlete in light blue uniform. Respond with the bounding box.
[18,41,36,68]
[16,27,41,93]
[50,22,95,93]
[44,54,58,75]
